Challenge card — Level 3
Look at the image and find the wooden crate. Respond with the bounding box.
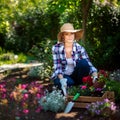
[68,91,115,108]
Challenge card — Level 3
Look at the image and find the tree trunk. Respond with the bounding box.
[81,0,93,42]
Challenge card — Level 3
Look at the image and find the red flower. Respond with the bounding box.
[82,76,93,86]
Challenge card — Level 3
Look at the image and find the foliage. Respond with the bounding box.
[5,8,47,52]
[105,80,120,102]
[29,39,55,65]
[101,69,120,102]
[48,0,82,25]
[39,88,66,112]
[0,52,35,65]
[109,69,120,82]
[0,0,120,71]
[0,0,51,52]
[27,65,51,80]
[0,52,22,65]
[28,39,56,79]
[86,1,120,70]
[86,98,116,117]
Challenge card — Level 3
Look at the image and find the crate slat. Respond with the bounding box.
[68,91,115,108]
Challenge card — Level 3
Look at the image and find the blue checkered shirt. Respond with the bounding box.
[51,42,97,79]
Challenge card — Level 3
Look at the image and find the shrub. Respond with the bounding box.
[39,88,66,112]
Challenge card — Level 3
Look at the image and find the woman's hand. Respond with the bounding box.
[92,72,98,83]
[60,78,67,96]
[58,74,63,79]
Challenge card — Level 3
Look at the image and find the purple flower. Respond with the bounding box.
[96,88,102,91]
[86,98,117,117]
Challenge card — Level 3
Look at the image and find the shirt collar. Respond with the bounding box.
[59,42,77,52]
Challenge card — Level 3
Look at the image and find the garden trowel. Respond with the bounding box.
[64,93,80,113]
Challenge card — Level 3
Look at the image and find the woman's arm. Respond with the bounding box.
[78,45,98,74]
[52,45,63,78]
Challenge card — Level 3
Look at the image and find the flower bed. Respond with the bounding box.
[68,91,115,108]
[0,78,45,119]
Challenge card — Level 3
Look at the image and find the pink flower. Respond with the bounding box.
[23,93,29,100]
[2,93,6,98]
[21,84,28,89]
[104,98,109,103]
[36,93,41,99]
[110,104,116,111]
[2,88,6,92]
[81,85,87,89]
[23,109,29,114]
[35,106,42,113]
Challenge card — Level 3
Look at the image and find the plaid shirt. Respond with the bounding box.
[51,42,97,79]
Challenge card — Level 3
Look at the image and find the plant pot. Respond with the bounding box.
[101,107,113,117]
[68,91,115,108]
[93,81,105,89]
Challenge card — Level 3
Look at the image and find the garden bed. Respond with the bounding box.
[0,68,119,120]
[68,91,115,108]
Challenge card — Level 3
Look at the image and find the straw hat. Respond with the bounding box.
[57,23,84,42]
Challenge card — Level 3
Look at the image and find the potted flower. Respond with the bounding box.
[93,70,108,89]
[86,98,117,117]
[67,84,91,96]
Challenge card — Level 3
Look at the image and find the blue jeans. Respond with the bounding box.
[53,59,90,87]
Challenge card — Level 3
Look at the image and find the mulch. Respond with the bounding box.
[0,68,120,120]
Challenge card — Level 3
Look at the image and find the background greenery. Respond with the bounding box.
[0,0,120,78]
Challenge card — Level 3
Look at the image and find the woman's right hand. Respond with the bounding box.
[60,78,67,87]
[58,74,64,79]
[60,78,67,96]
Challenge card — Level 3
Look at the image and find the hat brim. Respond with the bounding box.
[57,29,84,42]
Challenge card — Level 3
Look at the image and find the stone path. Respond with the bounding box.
[0,63,42,73]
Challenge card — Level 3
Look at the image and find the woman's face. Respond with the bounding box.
[63,32,75,43]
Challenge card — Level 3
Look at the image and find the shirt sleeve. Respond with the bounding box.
[52,45,63,78]
[80,46,97,74]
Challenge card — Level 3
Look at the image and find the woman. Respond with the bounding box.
[51,23,98,92]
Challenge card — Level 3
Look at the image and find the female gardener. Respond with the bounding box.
[51,23,98,95]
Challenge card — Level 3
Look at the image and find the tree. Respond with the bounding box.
[81,0,93,41]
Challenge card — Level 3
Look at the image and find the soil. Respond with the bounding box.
[0,68,120,120]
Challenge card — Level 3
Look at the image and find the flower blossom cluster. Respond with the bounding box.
[86,98,116,117]
[0,82,8,105]
[10,81,44,117]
